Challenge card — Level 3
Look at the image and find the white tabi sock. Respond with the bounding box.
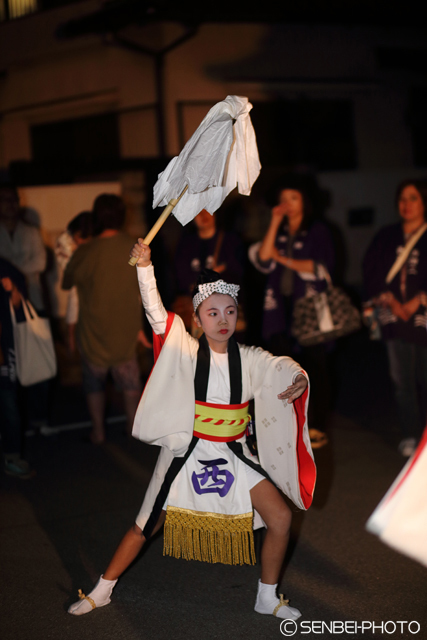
[254,579,302,620]
[68,575,118,616]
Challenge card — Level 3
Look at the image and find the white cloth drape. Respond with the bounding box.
[153,95,261,226]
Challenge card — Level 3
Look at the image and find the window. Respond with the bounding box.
[409,88,427,167]
[31,112,120,170]
[250,99,357,171]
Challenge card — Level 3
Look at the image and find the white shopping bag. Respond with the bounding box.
[10,299,57,386]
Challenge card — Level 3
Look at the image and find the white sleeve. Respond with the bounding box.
[248,241,276,274]
[136,263,168,335]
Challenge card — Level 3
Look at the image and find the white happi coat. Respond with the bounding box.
[132,269,316,531]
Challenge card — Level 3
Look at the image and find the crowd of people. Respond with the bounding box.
[1,175,426,619]
[1,177,427,473]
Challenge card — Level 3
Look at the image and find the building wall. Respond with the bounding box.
[18,181,122,316]
[1,7,427,284]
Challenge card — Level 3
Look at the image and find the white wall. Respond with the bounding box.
[18,181,121,316]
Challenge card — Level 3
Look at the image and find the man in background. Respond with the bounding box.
[63,194,142,444]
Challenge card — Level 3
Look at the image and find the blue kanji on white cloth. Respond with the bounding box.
[191,458,235,497]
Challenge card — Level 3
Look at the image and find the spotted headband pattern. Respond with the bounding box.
[192,280,240,312]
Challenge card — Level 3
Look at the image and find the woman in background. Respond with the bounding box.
[363,179,427,457]
[249,177,335,447]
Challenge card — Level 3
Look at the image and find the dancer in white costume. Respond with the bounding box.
[68,240,316,620]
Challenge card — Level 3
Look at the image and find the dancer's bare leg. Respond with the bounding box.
[251,480,301,619]
[104,510,166,580]
[250,480,291,584]
[68,511,166,615]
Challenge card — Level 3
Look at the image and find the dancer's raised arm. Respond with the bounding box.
[130,239,168,337]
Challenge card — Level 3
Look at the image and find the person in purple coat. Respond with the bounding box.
[173,208,245,335]
[363,179,427,457]
[249,177,335,447]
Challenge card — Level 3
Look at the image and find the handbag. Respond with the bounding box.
[291,270,361,347]
[10,298,57,386]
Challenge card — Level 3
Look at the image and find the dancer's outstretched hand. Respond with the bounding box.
[278,374,308,404]
[130,239,151,267]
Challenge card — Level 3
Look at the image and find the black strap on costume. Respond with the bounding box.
[226,440,271,483]
[227,335,243,405]
[194,333,242,404]
[194,333,210,402]
[142,436,198,540]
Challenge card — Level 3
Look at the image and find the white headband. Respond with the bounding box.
[192,280,240,312]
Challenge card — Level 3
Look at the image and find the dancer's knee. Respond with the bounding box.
[268,502,292,535]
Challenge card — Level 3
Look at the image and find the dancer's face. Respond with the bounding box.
[194,293,237,353]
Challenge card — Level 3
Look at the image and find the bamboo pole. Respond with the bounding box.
[128,185,188,266]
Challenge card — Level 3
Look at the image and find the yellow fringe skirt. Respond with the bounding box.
[163,505,256,565]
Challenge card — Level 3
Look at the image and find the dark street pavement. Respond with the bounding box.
[1,332,426,640]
